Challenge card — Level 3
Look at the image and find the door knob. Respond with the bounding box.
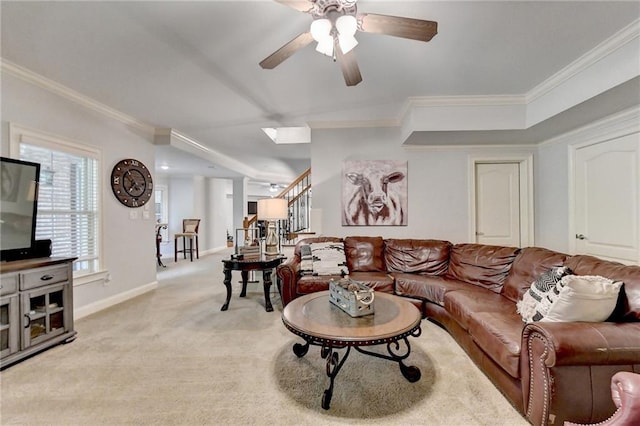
[575,234,586,240]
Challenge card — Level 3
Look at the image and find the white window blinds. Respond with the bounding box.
[20,143,100,275]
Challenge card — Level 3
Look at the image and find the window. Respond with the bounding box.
[11,125,101,276]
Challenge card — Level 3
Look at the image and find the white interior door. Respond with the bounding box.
[475,162,521,247]
[574,133,640,263]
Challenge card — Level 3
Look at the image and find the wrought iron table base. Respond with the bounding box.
[291,329,422,410]
[222,268,275,312]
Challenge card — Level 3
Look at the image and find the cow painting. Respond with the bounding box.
[342,160,408,226]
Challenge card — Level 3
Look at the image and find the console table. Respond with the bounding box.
[221,255,285,312]
[0,257,77,369]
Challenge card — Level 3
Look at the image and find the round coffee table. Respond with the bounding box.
[282,291,422,409]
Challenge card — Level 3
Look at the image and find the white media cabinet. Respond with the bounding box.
[0,257,76,368]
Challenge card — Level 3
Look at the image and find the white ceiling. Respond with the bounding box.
[2,1,639,184]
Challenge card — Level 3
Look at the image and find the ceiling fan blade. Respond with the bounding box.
[336,47,362,87]
[274,0,314,13]
[259,32,314,69]
[359,13,438,42]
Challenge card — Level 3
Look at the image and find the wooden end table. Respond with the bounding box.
[282,291,422,409]
[221,254,285,312]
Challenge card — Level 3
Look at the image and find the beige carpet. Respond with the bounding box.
[0,249,529,425]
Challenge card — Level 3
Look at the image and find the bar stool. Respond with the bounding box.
[174,219,200,262]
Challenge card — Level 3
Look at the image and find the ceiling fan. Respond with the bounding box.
[259,0,438,86]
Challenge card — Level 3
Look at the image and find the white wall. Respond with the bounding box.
[534,142,570,252]
[311,127,535,243]
[168,177,195,240]
[1,73,157,315]
[206,177,232,250]
[163,175,233,255]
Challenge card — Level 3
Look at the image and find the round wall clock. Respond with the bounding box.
[110,158,153,208]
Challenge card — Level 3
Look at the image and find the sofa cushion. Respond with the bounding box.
[468,312,524,379]
[384,239,452,274]
[527,275,622,323]
[348,271,395,294]
[295,273,393,297]
[565,255,640,321]
[502,247,569,303]
[392,273,484,306]
[296,274,342,295]
[444,289,517,331]
[446,244,520,293]
[344,236,385,272]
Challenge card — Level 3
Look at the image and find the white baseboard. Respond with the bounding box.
[74,281,159,320]
[159,245,229,261]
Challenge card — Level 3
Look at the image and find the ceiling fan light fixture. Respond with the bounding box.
[315,36,334,57]
[338,34,358,54]
[336,14,357,37]
[310,18,332,42]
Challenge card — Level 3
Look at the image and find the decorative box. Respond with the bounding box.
[329,277,375,317]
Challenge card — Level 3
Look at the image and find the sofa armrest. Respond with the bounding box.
[524,322,640,367]
[277,256,301,307]
[522,322,640,426]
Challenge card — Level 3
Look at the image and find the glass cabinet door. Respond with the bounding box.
[21,284,67,349]
[0,295,19,358]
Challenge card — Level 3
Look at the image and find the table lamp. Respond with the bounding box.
[257,197,288,255]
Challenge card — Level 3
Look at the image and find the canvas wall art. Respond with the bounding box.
[342,160,408,226]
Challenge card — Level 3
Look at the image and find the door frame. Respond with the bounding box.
[468,155,534,247]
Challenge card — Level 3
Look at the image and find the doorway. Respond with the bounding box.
[469,156,533,247]
[570,133,639,263]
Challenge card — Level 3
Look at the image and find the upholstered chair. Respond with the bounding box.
[174,219,200,262]
[564,371,640,426]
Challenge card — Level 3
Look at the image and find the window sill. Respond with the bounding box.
[73,269,109,287]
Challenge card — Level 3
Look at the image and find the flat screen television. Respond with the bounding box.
[0,156,40,262]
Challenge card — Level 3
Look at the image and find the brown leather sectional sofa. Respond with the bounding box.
[276,236,640,426]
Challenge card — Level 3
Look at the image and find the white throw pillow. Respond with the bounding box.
[310,242,348,276]
[536,275,622,323]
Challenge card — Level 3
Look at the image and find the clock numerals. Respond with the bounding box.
[113,176,120,185]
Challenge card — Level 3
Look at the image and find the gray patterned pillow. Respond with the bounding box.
[517,266,573,322]
[299,244,313,276]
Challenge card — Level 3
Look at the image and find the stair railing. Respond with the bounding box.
[242,167,312,246]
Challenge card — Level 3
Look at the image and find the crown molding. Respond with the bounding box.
[406,95,526,108]
[403,143,537,152]
[539,105,640,148]
[154,128,258,177]
[308,118,400,129]
[1,58,156,135]
[526,18,640,104]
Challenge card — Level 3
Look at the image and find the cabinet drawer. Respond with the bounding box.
[0,273,19,296]
[20,265,69,290]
